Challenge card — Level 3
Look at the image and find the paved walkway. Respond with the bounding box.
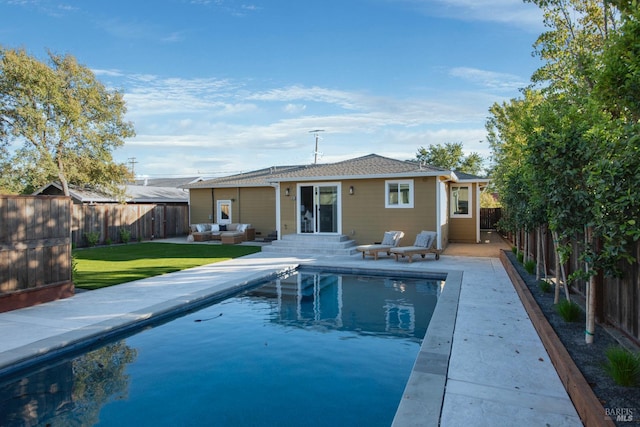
[0,238,582,426]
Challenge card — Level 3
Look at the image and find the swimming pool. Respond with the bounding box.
[0,268,445,426]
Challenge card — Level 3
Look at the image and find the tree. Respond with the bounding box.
[526,0,616,95]
[416,142,484,176]
[0,47,134,195]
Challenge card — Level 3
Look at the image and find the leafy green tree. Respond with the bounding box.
[596,5,640,121]
[0,47,134,195]
[416,142,484,176]
[526,0,616,95]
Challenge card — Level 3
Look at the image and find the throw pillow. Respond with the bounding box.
[211,224,220,232]
[220,224,227,231]
[381,232,396,246]
[196,224,206,233]
[414,232,429,247]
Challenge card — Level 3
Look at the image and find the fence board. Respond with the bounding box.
[0,196,72,311]
[70,203,188,247]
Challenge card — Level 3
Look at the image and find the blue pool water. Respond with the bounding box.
[0,269,441,427]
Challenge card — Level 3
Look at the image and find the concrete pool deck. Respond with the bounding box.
[0,240,582,426]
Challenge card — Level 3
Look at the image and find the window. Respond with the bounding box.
[450,185,471,217]
[386,180,414,208]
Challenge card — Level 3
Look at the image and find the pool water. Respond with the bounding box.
[0,270,441,427]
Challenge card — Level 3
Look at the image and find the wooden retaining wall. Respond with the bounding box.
[0,196,73,312]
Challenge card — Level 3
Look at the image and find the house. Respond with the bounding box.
[186,154,489,248]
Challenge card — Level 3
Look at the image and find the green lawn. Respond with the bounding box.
[73,242,261,290]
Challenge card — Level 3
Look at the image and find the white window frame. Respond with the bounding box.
[450,184,472,218]
[385,179,414,208]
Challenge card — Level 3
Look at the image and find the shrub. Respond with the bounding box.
[603,347,640,387]
[524,259,536,275]
[555,299,581,322]
[120,228,131,244]
[512,246,517,254]
[538,280,552,293]
[517,252,524,263]
[105,237,112,245]
[84,231,100,247]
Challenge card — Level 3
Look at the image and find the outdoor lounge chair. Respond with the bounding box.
[355,231,404,260]
[390,231,440,262]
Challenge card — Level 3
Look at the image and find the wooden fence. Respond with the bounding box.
[72,203,189,248]
[0,195,73,312]
[509,228,640,344]
[480,208,502,229]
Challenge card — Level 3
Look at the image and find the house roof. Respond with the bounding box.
[34,182,189,204]
[133,177,205,188]
[186,154,461,189]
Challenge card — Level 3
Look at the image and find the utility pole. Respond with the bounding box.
[309,130,324,164]
[128,157,138,178]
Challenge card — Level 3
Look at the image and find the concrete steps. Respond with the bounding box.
[261,233,358,256]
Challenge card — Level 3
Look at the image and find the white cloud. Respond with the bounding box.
[398,0,544,30]
[449,67,528,91]
[107,70,506,176]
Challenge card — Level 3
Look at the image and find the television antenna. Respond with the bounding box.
[309,129,325,164]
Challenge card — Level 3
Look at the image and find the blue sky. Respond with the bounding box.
[2,0,544,178]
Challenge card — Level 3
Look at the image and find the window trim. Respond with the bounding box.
[385,179,414,209]
[450,184,472,218]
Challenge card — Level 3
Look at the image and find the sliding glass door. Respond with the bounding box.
[298,184,340,234]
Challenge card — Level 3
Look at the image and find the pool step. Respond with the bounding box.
[262,233,358,256]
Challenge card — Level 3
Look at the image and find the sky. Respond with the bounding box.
[1,0,545,179]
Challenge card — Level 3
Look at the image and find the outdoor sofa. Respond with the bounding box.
[189,223,255,243]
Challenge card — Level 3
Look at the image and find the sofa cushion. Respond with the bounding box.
[211,223,220,232]
[196,224,207,232]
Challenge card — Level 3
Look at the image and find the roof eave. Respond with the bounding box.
[272,171,453,183]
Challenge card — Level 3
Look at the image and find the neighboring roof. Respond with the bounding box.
[454,171,491,188]
[186,154,463,189]
[34,183,189,204]
[133,177,205,187]
[122,185,189,203]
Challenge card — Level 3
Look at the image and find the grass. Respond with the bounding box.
[603,346,640,387]
[555,299,582,322]
[524,259,536,275]
[73,242,261,290]
[538,280,552,293]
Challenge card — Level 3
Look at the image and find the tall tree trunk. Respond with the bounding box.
[553,231,561,304]
[57,155,70,197]
[524,232,529,264]
[585,226,596,344]
[552,230,571,303]
[541,226,548,280]
[536,227,542,281]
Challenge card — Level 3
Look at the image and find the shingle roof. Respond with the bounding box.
[34,183,189,203]
[134,177,205,187]
[186,154,453,188]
